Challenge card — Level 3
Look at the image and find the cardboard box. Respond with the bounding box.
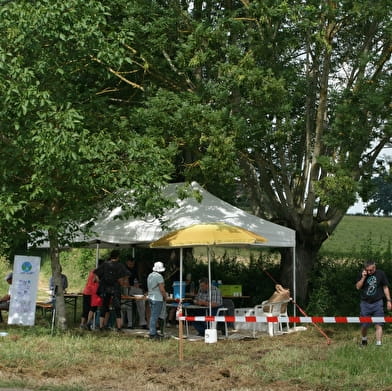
[219,284,242,296]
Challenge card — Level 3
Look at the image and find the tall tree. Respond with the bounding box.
[365,171,392,216]
[0,0,175,327]
[122,0,392,302]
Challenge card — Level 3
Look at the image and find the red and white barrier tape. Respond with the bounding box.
[178,315,392,323]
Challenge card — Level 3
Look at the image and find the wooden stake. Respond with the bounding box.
[178,319,184,361]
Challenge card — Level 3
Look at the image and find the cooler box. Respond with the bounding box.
[173,281,186,299]
[219,284,242,296]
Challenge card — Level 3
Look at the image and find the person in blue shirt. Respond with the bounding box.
[192,277,223,337]
[147,261,168,339]
[49,267,68,295]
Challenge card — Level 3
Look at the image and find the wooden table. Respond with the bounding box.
[121,294,147,302]
[36,294,82,324]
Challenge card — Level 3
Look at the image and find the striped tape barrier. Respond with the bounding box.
[178,315,392,323]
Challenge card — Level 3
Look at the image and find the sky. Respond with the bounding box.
[347,199,366,214]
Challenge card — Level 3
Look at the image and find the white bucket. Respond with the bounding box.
[204,328,217,343]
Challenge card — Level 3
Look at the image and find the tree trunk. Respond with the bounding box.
[48,230,67,330]
[279,242,320,307]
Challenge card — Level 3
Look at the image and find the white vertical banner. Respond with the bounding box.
[8,255,41,326]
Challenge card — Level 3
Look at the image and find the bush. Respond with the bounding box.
[307,254,392,316]
[184,250,281,306]
[307,257,361,316]
[0,256,12,295]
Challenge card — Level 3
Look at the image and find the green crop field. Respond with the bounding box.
[320,215,392,257]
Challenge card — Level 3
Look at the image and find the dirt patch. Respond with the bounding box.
[0,326,348,391]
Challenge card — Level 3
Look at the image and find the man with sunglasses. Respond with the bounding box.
[356,261,392,346]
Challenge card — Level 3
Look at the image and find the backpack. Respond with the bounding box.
[102,262,118,286]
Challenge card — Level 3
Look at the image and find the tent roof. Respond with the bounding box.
[75,182,295,248]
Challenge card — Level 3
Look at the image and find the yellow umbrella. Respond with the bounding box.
[150,222,267,314]
[150,223,267,353]
[150,222,267,248]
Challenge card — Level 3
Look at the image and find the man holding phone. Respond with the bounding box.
[356,261,392,346]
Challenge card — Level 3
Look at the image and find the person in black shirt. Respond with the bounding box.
[356,261,392,346]
[94,250,130,331]
[125,256,139,288]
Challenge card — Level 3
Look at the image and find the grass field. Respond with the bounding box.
[320,215,392,257]
[0,216,392,391]
[0,323,392,391]
[1,215,392,390]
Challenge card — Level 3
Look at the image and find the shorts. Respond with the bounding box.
[360,299,384,327]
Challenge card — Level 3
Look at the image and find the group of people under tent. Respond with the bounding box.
[78,257,392,343]
[77,249,222,338]
[1,253,391,346]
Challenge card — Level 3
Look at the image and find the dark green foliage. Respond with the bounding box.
[365,175,392,216]
[307,255,392,316]
[307,257,361,316]
[184,251,282,306]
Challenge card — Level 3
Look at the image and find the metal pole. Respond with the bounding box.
[208,247,212,318]
[180,248,183,299]
[95,242,100,267]
[293,246,296,317]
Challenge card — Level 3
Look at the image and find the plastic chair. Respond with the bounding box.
[212,307,228,338]
[222,299,235,330]
[252,299,290,337]
[278,299,290,333]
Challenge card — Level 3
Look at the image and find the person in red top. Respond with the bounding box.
[80,259,104,330]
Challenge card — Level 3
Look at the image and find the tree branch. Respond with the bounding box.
[90,56,144,91]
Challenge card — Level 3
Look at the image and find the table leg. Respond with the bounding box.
[64,296,78,324]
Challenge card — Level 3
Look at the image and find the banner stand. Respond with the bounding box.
[8,255,41,326]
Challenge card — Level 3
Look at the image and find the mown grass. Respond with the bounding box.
[0,323,391,391]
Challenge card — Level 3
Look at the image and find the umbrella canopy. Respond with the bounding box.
[150,222,268,319]
[150,222,267,248]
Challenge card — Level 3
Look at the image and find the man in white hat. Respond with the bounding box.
[147,262,168,339]
[0,273,12,323]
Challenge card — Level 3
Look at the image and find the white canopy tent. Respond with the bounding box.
[74,181,295,248]
[72,181,297,302]
[31,182,296,301]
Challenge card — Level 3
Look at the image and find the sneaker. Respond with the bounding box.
[360,339,368,346]
[139,325,148,330]
[376,341,382,346]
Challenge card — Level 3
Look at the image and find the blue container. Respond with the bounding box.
[173,281,186,299]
